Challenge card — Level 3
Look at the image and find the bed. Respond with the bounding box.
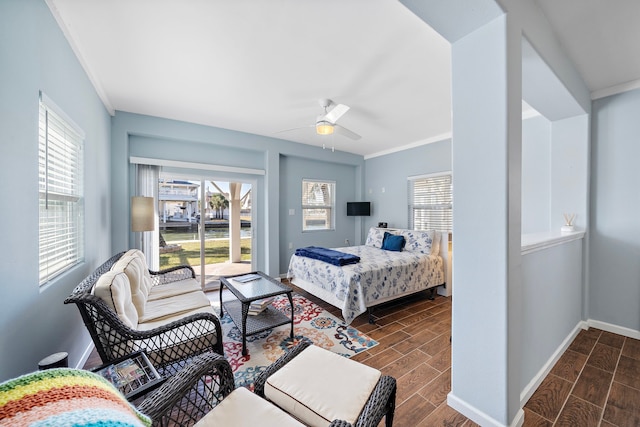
[287,227,448,325]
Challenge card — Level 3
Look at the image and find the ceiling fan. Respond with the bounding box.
[278,99,362,140]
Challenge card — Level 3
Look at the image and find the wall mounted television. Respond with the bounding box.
[346,202,371,216]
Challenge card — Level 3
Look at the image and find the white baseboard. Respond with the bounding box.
[74,341,96,369]
[520,321,587,406]
[587,319,640,340]
[447,392,524,427]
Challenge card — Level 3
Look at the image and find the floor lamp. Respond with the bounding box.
[131,196,155,250]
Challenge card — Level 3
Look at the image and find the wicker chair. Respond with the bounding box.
[64,252,223,377]
[254,339,397,427]
[0,352,234,427]
[139,352,235,426]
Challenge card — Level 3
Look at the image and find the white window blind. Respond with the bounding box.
[302,180,335,231]
[408,172,452,232]
[39,93,85,285]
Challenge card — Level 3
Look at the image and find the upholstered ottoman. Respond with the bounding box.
[258,342,396,427]
[195,387,305,427]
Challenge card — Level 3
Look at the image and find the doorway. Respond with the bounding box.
[157,173,254,289]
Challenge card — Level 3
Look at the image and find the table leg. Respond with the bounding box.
[219,281,225,317]
[241,302,249,356]
[286,292,294,339]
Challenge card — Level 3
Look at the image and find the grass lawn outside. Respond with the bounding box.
[159,238,251,268]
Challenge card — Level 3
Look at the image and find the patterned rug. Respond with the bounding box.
[220,293,379,389]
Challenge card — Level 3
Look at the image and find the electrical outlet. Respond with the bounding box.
[289,242,293,249]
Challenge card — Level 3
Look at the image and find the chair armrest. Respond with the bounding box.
[149,265,196,286]
[138,352,235,426]
[253,338,312,397]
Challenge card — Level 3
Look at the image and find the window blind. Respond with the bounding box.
[302,180,335,231]
[39,94,84,285]
[408,173,452,232]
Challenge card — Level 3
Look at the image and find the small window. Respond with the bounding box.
[302,179,335,231]
[408,172,452,232]
[39,93,85,285]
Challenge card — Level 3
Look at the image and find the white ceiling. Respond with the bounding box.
[47,0,640,157]
[537,0,640,99]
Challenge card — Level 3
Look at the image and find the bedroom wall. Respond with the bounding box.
[522,115,551,234]
[363,139,452,235]
[590,89,640,336]
[0,0,112,381]
[111,112,365,278]
[279,155,359,274]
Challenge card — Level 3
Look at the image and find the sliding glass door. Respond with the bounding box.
[158,173,254,289]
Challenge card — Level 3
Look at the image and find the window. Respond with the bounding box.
[302,179,335,231]
[38,93,85,285]
[408,172,452,232]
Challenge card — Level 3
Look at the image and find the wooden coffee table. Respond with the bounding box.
[219,272,294,356]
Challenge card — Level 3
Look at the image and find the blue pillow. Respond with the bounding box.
[381,232,405,252]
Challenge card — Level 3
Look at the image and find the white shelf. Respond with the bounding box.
[521,230,585,255]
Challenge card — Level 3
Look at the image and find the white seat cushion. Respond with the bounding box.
[138,290,211,323]
[195,387,305,427]
[92,271,138,328]
[265,345,381,427]
[147,278,202,301]
[137,305,217,331]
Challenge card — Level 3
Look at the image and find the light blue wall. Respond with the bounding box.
[0,0,112,380]
[550,115,590,232]
[522,116,551,234]
[279,156,359,273]
[363,140,452,234]
[520,240,583,396]
[111,112,365,277]
[590,89,640,333]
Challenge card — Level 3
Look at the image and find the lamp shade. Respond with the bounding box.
[131,196,155,232]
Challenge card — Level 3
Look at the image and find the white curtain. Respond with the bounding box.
[136,164,160,270]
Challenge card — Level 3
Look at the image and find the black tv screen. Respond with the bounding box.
[347,202,371,216]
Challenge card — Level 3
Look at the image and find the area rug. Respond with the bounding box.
[220,293,379,389]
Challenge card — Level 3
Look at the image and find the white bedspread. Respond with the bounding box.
[287,245,444,325]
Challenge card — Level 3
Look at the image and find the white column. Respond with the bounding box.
[229,182,242,263]
[447,15,523,426]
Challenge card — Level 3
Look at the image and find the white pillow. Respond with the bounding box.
[400,229,435,254]
[92,271,138,328]
[365,227,387,248]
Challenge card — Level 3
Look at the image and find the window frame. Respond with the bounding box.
[38,92,85,286]
[301,179,336,232]
[408,172,452,232]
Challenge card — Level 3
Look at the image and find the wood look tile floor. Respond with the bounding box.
[84,282,640,426]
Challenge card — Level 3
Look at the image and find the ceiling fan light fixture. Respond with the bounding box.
[316,120,334,135]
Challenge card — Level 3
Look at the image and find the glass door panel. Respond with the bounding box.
[158,173,253,289]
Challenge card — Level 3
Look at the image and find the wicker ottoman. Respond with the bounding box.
[259,342,396,427]
[195,387,305,427]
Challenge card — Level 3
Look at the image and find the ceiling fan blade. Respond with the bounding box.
[275,124,314,134]
[334,124,361,140]
[322,103,350,124]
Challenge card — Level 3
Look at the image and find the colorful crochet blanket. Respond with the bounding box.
[0,368,151,426]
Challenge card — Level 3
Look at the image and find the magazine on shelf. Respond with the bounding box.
[248,296,275,315]
[94,353,162,398]
[233,273,262,283]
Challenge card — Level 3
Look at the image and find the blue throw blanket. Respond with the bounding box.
[295,246,360,266]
